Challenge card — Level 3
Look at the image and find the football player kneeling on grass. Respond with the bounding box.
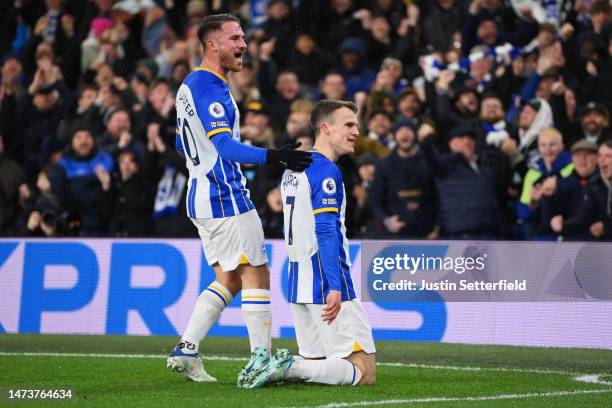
[243,100,376,388]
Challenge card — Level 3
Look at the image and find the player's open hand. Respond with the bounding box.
[266,142,313,172]
[322,290,342,325]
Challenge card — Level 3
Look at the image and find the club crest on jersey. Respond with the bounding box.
[208,102,225,118]
[322,178,336,195]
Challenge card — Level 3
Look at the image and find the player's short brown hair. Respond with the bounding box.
[311,100,357,137]
[197,14,241,48]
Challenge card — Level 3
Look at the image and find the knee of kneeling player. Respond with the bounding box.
[358,364,376,385]
[352,356,376,385]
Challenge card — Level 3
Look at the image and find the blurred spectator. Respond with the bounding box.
[479,94,509,143]
[16,168,66,237]
[547,77,581,148]
[109,150,155,237]
[0,1,30,57]
[0,56,24,99]
[93,61,114,89]
[266,70,302,128]
[277,99,313,146]
[467,48,497,93]
[0,136,27,235]
[133,78,176,143]
[98,107,145,162]
[260,186,284,238]
[366,109,394,150]
[370,0,406,30]
[583,1,611,43]
[285,31,334,94]
[147,123,194,237]
[365,15,395,71]
[556,140,612,241]
[584,29,611,112]
[17,54,73,180]
[242,100,276,148]
[510,98,554,178]
[318,72,348,102]
[517,128,573,240]
[134,58,160,86]
[20,3,80,88]
[96,83,123,121]
[373,58,409,97]
[353,131,388,160]
[184,0,207,27]
[157,40,193,80]
[462,0,538,56]
[351,153,377,237]
[260,0,298,66]
[55,84,102,147]
[435,70,481,134]
[302,0,366,54]
[335,37,376,98]
[369,120,437,238]
[0,56,24,162]
[421,0,464,53]
[366,90,396,118]
[420,125,499,239]
[576,101,610,146]
[547,140,599,240]
[49,127,114,236]
[461,93,515,236]
[126,69,150,112]
[395,87,431,130]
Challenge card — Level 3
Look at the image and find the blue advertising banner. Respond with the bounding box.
[1,239,611,349]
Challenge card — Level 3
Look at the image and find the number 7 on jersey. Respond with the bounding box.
[285,195,295,245]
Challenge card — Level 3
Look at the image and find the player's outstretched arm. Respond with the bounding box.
[211,134,312,171]
[211,132,268,164]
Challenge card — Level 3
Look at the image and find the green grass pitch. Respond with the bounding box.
[1,334,611,407]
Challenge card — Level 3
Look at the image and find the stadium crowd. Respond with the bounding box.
[0,0,611,240]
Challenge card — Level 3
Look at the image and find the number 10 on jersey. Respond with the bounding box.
[178,117,200,166]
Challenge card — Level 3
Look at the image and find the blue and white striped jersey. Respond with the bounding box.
[175,68,255,218]
[280,151,356,304]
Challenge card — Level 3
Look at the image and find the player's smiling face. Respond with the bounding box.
[213,22,247,73]
[327,107,359,156]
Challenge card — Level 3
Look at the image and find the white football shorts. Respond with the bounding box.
[191,209,268,272]
[290,299,376,359]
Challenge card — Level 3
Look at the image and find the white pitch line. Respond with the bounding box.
[2,352,611,407]
[0,351,246,361]
[574,374,612,386]
[0,352,605,377]
[282,388,612,408]
[380,361,584,377]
